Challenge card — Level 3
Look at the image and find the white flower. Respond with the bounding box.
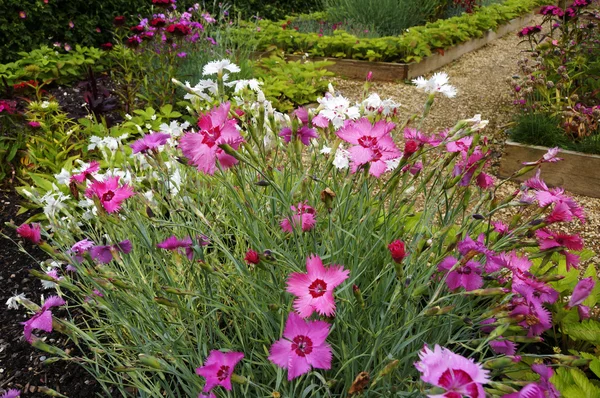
[5,293,26,309]
[412,72,457,98]
[184,79,218,102]
[125,113,132,120]
[318,96,360,129]
[202,59,241,76]
[333,147,350,170]
[320,146,332,155]
[227,79,264,95]
[54,169,71,185]
[363,93,382,111]
[41,101,50,109]
[160,120,190,138]
[381,99,401,116]
[41,279,57,290]
[464,114,489,131]
[150,114,157,121]
[385,158,400,171]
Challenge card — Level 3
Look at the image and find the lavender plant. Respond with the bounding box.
[5,63,597,397]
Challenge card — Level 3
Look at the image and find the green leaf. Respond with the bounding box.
[564,320,600,344]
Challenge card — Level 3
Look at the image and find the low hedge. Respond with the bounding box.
[236,0,553,63]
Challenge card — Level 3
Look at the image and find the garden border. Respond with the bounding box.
[253,8,541,81]
[498,140,600,198]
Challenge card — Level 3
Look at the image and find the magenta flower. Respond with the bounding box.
[16,223,41,244]
[568,277,595,308]
[180,102,243,175]
[130,132,171,154]
[437,257,483,291]
[70,238,94,263]
[510,298,552,336]
[446,136,473,153]
[490,338,517,356]
[492,221,510,235]
[85,176,134,213]
[535,229,583,270]
[1,389,21,398]
[90,240,132,264]
[71,161,100,183]
[268,312,332,380]
[279,108,319,146]
[504,364,559,398]
[157,235,194,260]
[195,350,244,393]
[336,118,401,177]
[476,172,494,189]
[404,128,446,147]
[22,295,65,343]
[415,344,490,398]
[286,255,349,318]
[522,147,562,165]
[280,202,317,233]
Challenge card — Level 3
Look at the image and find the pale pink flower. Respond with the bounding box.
[85,176,134,213]
[567,277,595,308]
[180,102,243,175]
[130,132,170,154]
[280,202,316,233]
[336,118,401,177]
[522,147,562,165]
[22,295,65,343]
[71,161,100,183]
[16,223,41,244]
[415,344,490,397]
[286,255,349,318]
[446,136,473,153]
[1,389,20,398]
[195,350,244,393]
[268,312,332,380]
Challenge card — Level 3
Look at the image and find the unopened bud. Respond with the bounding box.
[483,357,515,369]
[139,354,162,369]
[231,373,247,384]
[464,288,509,296]
[154,296,178,308]
[353,284,365,309]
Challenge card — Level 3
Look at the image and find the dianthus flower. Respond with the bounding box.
[504,364,559,398]
[0,389,21,398]
[269,312,332,380]
[22,295,65,343]
[388,239,407,263]
[280,202,317,233]
[336,118,401,177]
[130,132,170,154]
[85,176,134,213]
[567,277,595,309]
[157,235,194,260]
[510,297,552,336]
[437,257,483,291]
[166,23,191,36]
[196,350,244,394]
[90,240,132,264]
[415,344,490,397]
[16,223,41,244]
[286,255,349,318]
[244,250,260,265]
[279,107,319,146]
[180,102,243,175]
[535,229,583,270]
[71,161,100,183]
[412,72,457,98]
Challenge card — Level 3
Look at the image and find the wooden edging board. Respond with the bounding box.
[253,9,540,81]
[498,141,600,198]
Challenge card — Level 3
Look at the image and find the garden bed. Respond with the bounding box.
[499,140,600,198]
[255,8,542,81]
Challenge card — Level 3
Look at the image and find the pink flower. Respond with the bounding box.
[535,229,583,270]
[510,298,552,336]
[492,221,510,235]
[404,128,446,147]
[286,255,349,318]
[279,108,319,146]
[157,236,194,260]
[85,176,134,213]
[70,238,94,263]
[195,350,244,393]
[244,250,260,264]
[180,103,243,175]
[336,118,401,178]
[388,240,407,263]
[504,364,559,398]
[16,223,41,244]
[490,338,517,356]
[280,202,316,233]
[1,389,21,398]
[476,172,494,189]
[268,312,332,380]
[22,296,65,343]
[522,147,562,166]
[28,121,41,128]
[446,136,473,153]
[415,344,490,398]
[90,240,132,264]
[130,132,170,154]
[437,257,483,291]
[567,277,595,308]
[71,161,100,183]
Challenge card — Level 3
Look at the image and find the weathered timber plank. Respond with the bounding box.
[498,141,600,198]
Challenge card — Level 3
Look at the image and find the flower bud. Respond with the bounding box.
[353,284,365,309]
[139,354,162,369]
[483,357,515,369]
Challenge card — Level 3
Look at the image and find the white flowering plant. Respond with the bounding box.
[7,61,600,398]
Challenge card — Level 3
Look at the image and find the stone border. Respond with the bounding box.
[498,141,600,198]
[254,9,540,81]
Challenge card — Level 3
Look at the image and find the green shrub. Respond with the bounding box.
[231,0,322,20]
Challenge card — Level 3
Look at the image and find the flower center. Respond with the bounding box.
[292,335,313,357]
[216,365,230,381]
[457,265,471,275]
[358,136,377,148]
[201,127,221,147]
[308,278,328,298]
[438,368,474,392]
[102,190,115,202]
[525,314,540,326]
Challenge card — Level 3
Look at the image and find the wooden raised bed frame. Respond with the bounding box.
[498,141,600,198]
[255,9,541,81]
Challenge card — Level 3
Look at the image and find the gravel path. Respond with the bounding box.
[335,18,600,255]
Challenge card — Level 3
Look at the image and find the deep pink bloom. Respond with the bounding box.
[157,236,194,260]
[437,257,483,291]
[71,161,100,183]
[280,202,316,233]
[512,275,558,305]
[1,389,21,398]
[490,338,517,356]
[505,365,560,398]
[268,312,332,380]
[578,305,591,320]
[195,350,244,393]
[90,240,132,264]
[279,126,318,146]
[28,121,41,128]
[244,250,260,264]
[446,136,473,153]
[388,240,407,263]
[492,221,510,235]
[16,223,41,244]
[524,169,548,191]
[510,298,552,336]
[180,103,243,175]
[286,255,349,318]
[22,296,65,343]
[453,148,489,187]
[476,172,494,189]
[415,344,490,398]
[535,229,583,271]
[130,132,170,154]
[568,277,595,308]
[404,128,446,147]
[403,140,419,158]
[70,238,94,263]
[85,176,134,213]
[336,118,401,177]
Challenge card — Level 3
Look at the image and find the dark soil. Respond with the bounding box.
[0,184,105,397]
